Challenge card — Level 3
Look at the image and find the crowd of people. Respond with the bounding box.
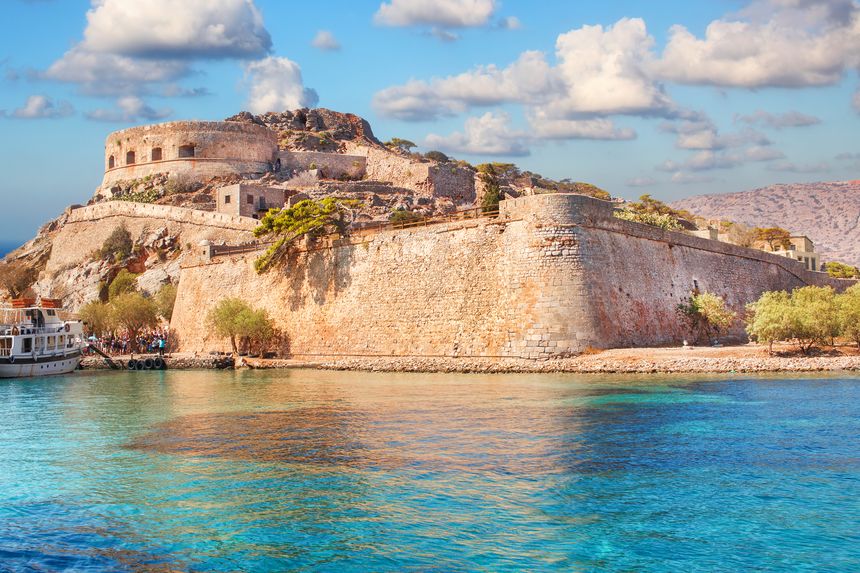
[85,328,170,356]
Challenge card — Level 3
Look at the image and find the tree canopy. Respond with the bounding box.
[824,261,860,279]
[754,227,792,251]
[384,138,416,153]
[110,292,158,350]
[746,285,845,354]
[253,197,359,273]
[207,298,275,354]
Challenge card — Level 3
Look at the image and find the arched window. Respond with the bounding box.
[108,155,115,169]
[178,145,195,158]
[151,147,162,161]
[126,151,135,165]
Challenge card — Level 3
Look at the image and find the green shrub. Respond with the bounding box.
[746,286,839,354]
[614,209,684,231]
[108,269,138,301]
[677,292,737,344]
[389,209,423,227]
[100,225,133,261]
[825,261,860,279]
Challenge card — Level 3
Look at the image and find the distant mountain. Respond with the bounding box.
[672,181,860,267]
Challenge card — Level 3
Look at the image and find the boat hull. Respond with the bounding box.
[0,352,81,378]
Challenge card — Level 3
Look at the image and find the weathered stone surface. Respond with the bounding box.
[171,194,851,359]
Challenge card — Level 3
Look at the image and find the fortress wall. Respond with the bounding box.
[47,202,257,275]
[279,151,366,179]
[171,219,523,356]
[102,121,277,188]
[171,194,850,358]
[502,194,848,349]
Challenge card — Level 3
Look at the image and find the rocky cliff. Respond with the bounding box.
[672,180,860,267]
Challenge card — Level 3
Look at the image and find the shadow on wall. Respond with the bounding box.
[282,239,356,311]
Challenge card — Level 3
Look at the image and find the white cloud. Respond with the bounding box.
[82,0,271,58]
[655,0,860,88]
[744,145,786,161]
[527,109,636,141]
[44,0,272,96]
[85,96,171,122]
[424,112,529,156]
[546,18,674,118]
[10,95,74,119]
[767,160,831,173]
[244,56,319,114]
[45,46,189,96]
[373,50,554,121]
[312,30,341,51]
[374,0,496,28]
[661,117,771,151]
[627,177,657,187]
[375,18,679,130]
[735,110,821,128]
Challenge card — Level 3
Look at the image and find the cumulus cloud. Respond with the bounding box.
[374,0,496,28]
[660,116,772,151]
[767,160,831,173]
[425,112,529,156]
[735,110,821,129]
[244,56,319,114]
[312,30,341,51]
[45,46,190,96]
[81,0,271,59]
[10,95,74,119]
[374,50,554,121]
[375,18,679,131]
[44,0,272,96]
[85,96,171,122]
[527,110,636,141]
[654,0,860,88]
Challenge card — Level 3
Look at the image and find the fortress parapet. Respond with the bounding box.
[101,121,278,189]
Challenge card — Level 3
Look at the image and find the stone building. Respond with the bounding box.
[101,121,278,189]
[216,183,286,219]
[772,236,821,271]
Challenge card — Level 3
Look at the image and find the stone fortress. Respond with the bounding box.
[10,107,852,360]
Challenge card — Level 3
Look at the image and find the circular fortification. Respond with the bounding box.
[101,121,278,188]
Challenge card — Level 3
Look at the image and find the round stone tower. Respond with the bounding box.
[101,120,278,189]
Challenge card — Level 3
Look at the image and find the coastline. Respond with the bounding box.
[80,345,860,374]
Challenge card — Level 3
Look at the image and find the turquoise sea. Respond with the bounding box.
[1,369,859,572]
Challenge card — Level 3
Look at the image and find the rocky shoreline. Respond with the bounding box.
[80,348,860,374]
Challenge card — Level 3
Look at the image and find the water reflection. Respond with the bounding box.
[1,371,859,572]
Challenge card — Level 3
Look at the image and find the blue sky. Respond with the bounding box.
[1,0,859,242]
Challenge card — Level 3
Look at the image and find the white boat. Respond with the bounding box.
[0,298,84,378]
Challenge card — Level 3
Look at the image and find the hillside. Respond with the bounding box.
[672,181,860,267]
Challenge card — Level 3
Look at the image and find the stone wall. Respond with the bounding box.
[171,193,849,358]
[343,142,475,202]
[102,121,277,188]
[48,202,257,276]
[278,151,366,180]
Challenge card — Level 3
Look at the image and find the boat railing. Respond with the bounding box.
[0,348,10,357]
[1,325,70,336]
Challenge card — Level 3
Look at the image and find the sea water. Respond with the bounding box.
[0,369,858,572]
